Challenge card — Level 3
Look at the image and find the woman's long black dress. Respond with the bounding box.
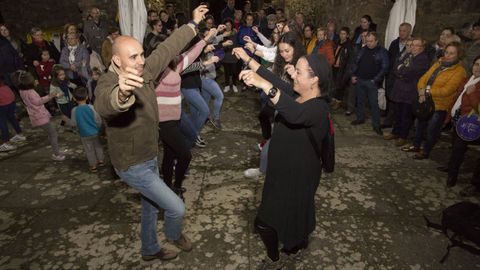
[256,66,330,249]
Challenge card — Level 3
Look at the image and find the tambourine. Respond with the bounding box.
[456,113,480,141]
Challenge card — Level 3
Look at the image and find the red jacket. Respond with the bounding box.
[35,60,55,88]
[460,80,480,116]
[317,40,335,66]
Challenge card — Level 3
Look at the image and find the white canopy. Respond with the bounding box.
[384,0,417,48]
[118,0,147,44]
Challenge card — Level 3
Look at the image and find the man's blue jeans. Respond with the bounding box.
[181,88,209,136]
[115,158,185,256]
[201,78,224,120]
[413,110,447,156]
[355,79,380,129]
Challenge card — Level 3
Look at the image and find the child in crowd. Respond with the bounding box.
[71,87,104,172]
[35,49,57,113]
[35,49,55,93]
[50,65,77,133]
[86,67,101,104]
[0,77,26,152]
[15,71,65,161]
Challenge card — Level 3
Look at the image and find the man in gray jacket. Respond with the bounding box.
[94,5,208,262]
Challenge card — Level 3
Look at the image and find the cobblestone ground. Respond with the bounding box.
[1,90,479,269]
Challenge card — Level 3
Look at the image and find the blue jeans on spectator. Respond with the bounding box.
[392,102,413,139]
[0,102,22,142]
[180,110,197,149]
[115,158,185,256]
[355,79,380,129]
[181,88,209,136]
[201,78,224,120]
[413,110,447,156]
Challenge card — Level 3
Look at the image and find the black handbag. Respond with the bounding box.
[412,91,435,121]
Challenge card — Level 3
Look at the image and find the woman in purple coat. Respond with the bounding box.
[388,37,430,147]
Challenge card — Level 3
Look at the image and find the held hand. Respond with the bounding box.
[192,5,209,24]
[232,47,249,62]
[33,60,40,67]
[284,64,295,77]
[48,92,57,98]
[211,56,220,63]
[239,70,271,90]
[243,36,253,43]
[245,42,255,53]
[70,64,78,72]
[252,26,259,33]
[418,89,426,103]
[223,40,233,47]
[205,28,217,42]
[118,66,144,97]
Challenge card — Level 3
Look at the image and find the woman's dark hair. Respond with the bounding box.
[362,15,373,24]
[50,65,69,87]
[303,24,314,33]
[149,19,161,29]
[272,31,306,80]
[223,18,234,26]
[12,71,36,90]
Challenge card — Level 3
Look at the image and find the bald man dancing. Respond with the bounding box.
[94,5,209,262]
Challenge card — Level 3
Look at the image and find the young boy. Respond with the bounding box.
[35,49,56,113]
[86,67,101,104]
[71,87,104,172]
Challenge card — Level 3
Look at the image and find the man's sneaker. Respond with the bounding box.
[223,86,230,93]
[169,234,193,252]
[460,185,480,197]
[232,85,239,93]
[51,153,66,161]
[10,134,26,143]
[0,143,17,152]
[258,257,283,270]
[195,136,206,148]
[244,168,261,178]
[210,118,222,129]
[141,248,178,261]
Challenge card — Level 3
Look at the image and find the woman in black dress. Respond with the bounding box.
[238,53,331,269]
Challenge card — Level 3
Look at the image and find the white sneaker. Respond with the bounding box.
[10,134,26,143]
[0,143,17,152]
[223,86,230,93]
[51,154,66,161]
[244,168,261,178]
[232,85,238,93]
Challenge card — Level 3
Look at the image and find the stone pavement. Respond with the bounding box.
[1,91,479,270]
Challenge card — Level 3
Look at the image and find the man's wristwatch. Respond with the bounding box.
[267,87,278,98]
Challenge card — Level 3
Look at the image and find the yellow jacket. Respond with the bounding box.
[305,36,317,55]
[417,61,467,111]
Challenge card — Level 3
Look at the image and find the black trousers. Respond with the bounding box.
[258,104,275,140]
[254,217,309,261]
[159,120,192,189]
[448,130,480,187]
[223,62,238,87]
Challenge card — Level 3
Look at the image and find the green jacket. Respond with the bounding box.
[94,24,196,171]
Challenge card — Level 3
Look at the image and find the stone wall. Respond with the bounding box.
[2,0,480,46]
[278,0,480,45]
[1,0,118,39]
